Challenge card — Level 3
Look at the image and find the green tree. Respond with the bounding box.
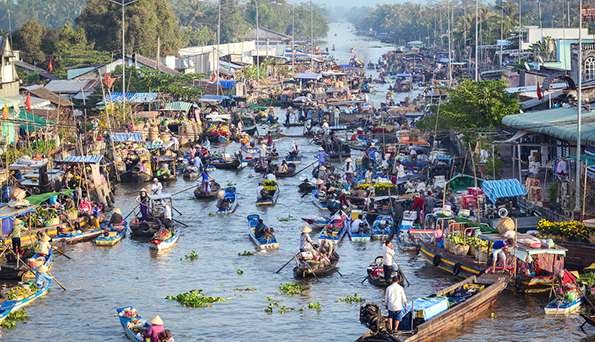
[111,66,202,101]
[51,23,111,77]
[77,0,184,56]
[416,80,520,141]
[12,20,47,65]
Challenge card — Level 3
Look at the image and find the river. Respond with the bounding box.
[2,22,589,342]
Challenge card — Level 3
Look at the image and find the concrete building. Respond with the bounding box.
[521,26,595,50]
[178,41,257,75]
[0,36,20,98]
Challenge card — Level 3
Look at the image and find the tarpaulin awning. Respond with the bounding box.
[101,92,158,104]
[502,107,595,145]
[199,95,232,103]
[56,155,103,164]
[109,132,144,143]
[163,101,193,112]
[18,108,53,132]
[295,72,322,81]
[26,189,74,205]
[0,96,21,109]
[481,179,527,203]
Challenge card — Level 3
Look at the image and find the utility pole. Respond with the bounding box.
[256,0,260,81]
[575,0,583,214]
[475,0,479,81]
[291,4,295,70]
[310,0,314,70]
[217,0,221,95]
[448,0,452,87]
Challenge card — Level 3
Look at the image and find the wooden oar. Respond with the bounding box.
[54,248,72,260]
[275,255,296,274]
[360,276,368,284]
[172,206,183,216]
[172,218,189,228]
[171,184,198,197]
[294,160,318,176]
[336,269,343,277]
[124,204,140,220]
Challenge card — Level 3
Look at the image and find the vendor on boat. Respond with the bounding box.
[9,218,24,256]
[36,234,52,257]
[136,188,151,220]
[151,178,163,195]
[144,315,166,342]
[290,141,299,156]
[300,226,315,253]
[200,170,210,193]
[278,160,290,174]
[109,208,124,228]
[385,273,407,334]
[489,237,514,273]
[350,214,365,234]
[383,240,395,281]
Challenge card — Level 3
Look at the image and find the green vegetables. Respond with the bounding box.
[0,310,28,329]
[238,250,254,256]
[579,272,595,288]
[166,289,225,308]
[279,282,306,296]
[338,293,365,304]
[181,250,199,262]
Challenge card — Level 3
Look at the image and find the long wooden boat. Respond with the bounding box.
[95,229,126,247]
[116,306,146,342]
[217,187,238,214]
[371,215,394,240]
[209,158,241,170]
[293,255,339,279]
[150,230,179,251]
[319,225,345,244]
[544,297,582,315]
[52,229,103,244]
[365,257,391,288]
[0,273,52,323]
[311,189,340,212]
[129,218,162,238]
[552,239,595,271]
[358,275,508,342]
[193,182,221,200]
[418,241,484,278]
[247,215,279,250]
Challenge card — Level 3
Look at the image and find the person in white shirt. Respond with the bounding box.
[151,178,163,195]
[385,274,407,334]
[393,159,406,178]
[383,240,395,281]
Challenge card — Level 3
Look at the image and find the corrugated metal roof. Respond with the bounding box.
[56,155,104,164]
[163,101,193,112]
[502,107,595,145]
[109,132,144,143]
[45,80,94,94]
[481,179,527,203]
[105,92,158,104]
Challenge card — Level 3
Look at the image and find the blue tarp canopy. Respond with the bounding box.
[103,92,158,104]
[109,132,144,143]
[295,72,322,81]
[214,80,236,90]
[481,179,527,203]
[199,95,232,103]
[56,155,104,164]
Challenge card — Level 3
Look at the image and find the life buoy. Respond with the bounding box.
[498,207,509,218]
[453,262,462,276]
[432,254,441,267]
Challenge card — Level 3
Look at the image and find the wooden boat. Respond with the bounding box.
[116,306,146,342]
[371,215,394,240]
[182,166,200,181]
[209,158,241,170]
[544,297,582,315]
[0,301,16,323]
[358,275,508,342]
[285,153,303,163]
[293,254,340,279]
[418,241,484,278]
[0,273,52,323]
[366,256,395,288]
[120,169,152,183]
[274,163,297,178]
[216,187,238,214]
[95,228,126,246]
[150,229,179,251]
[256,181,279,206]
[52,229,103,244]
[247,214,279,250]
[319,225,345,244]
[311,189,340,212]
[352,230,372,243]
[193,181,221,200]
[129,218,162,238]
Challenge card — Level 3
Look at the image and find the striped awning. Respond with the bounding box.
[109,132,144,143]
[481,179,527,203]
[56,155,103,164]
[163,101,193,112]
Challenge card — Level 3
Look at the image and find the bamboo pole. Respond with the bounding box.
[581,163,588,219]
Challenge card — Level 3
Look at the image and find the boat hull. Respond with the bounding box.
[150,231,179,251]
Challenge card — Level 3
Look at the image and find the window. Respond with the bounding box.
[585,56,595,81]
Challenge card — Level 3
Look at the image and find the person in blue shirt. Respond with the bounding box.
[316,148,329,167]
[490,238,513,272]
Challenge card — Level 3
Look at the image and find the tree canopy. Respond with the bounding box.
[416,80,520,140]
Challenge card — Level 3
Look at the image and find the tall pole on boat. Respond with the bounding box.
[575,0,583,214]
[256,0,260,82]
[474,0,479,81]
[217,0,221,95]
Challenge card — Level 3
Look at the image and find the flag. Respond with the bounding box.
[102,73,115,89]
[536,82,543,100]
[1,104,8,120]
[24,93,32,112]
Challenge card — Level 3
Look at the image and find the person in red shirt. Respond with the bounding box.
[411,193,425,224]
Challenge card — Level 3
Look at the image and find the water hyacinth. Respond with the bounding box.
[181,250,199,262]
[166,289,225,308]
[279,282,306,296]
[0,310,28,329]
[338,293,365,304]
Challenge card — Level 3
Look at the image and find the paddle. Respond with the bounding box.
[171,184,198,197]
[275,255,296,274]
[124,204,140,220]
[173,218,189,228]
[294,160,318,176]
[172,206,183,216]
[360,276,368,284]
[336,269,344,277]
[54,248,72,260]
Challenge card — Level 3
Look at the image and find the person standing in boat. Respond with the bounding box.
[9,218,24,256]
[385,273,407,334]
[136,188,151,220]
[144,315,165,342]
[300,226,315,253]
[200,170,210,193]
[151,178,163,195]
[383,240,395,281]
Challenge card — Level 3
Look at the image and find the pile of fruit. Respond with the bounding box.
[6,283,37,300]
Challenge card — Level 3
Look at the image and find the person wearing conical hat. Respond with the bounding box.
[300,226,314,253]
[109,207,124,227]
[35,234,51,257]
[143,315,165,342]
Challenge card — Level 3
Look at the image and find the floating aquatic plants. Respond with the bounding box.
[233,287,257,292]
[238,250,254,256]
[166,289,225,308]
[307,301,322,312]
[279,282,306,296]
[338,293,365,304]
[0,310,28,329]
[181,250,199,262]
[236,268,244,276]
